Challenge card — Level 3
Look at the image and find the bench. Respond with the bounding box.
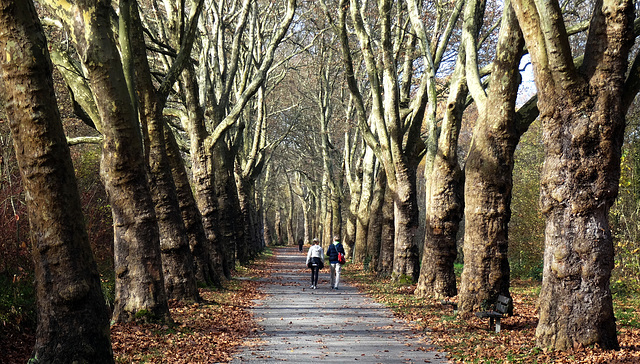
[474,295,511,333]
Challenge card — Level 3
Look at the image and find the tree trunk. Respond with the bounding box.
[417,155,463,298]
[367,169,386,272]
[378,178,395,276]
[286,174,296,245]
[391,165,420,282]
[345,194,358,258]
[416,45,466,299]
[275,209,284,245]
[511,0,634,350]
[0,2,113,361]
[179,66,226,281]
[212,141,244,274]
[458,0,524,314]
[128,2,198,302]
[60,0,171,323]
[344,130,363,259]
[254,189,266,250]
[165,126,218,287]
[235,173,256,263]
[263,213,273,247]
[354,147,375,263]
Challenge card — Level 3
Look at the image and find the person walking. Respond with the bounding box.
[306,238,324,289]
[298,238,304,252]
[326,235,346,290]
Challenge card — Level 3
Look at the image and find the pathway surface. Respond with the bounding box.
[230,247,450,363]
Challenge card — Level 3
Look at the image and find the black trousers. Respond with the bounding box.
[310,266,319,286]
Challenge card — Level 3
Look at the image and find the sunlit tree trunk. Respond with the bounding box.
[512,0,634,350]
[41,0,171,322]
[459,0,524,312]
[275,208,284,245]
[354,145,375,263]
[416,45,466,299]
[286,176,296,245]
[179,66,226,280]
[367,167,386,271]
[0,1,113,361]
[343,130,362,259]
[391,165,420,280]
[378,180,395,276]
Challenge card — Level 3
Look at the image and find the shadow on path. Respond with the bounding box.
[230,246,450,363]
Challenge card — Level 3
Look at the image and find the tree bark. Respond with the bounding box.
[457,0,524,314]
[0,2,113,361]
[512,0,634,350]
[378,178,395,276]
[391,165,420,281]
[367,168,386,272]
[212,140,243,276]
[275,208,284,245]
[39,0,171,322]
[354,145,375,263]
[416,87,465,298]
[179,66,226,280]
[64,0,170,323]
[343,131,362,259]
[127,1,199,302]
[165,126,218,286]
[235,173,257,263]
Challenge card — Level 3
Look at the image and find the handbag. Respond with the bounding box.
[337,251,346,264]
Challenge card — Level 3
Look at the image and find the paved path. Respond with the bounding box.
[230,247,450,363]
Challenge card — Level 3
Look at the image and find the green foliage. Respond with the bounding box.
[510,119,545,280]
[393,274,415,285]
[610,108,640,293]
[100,271,115,310]
[454,262,463,278]
[0,272,36,335]
[363,255,372,271]
[613,288,640,329]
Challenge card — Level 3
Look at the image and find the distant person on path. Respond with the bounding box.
[298,238,304,252]
[306,238,324,289]
[326,235,346,290]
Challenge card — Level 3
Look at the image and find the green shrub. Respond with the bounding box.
[0,272,36,335]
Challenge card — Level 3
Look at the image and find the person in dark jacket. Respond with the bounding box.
[326,235,345,290]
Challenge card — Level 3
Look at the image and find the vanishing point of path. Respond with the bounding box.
[230,246,450,363]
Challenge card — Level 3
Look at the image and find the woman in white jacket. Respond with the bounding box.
[305,238,324,289]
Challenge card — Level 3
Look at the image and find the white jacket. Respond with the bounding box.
[306,244,324,265]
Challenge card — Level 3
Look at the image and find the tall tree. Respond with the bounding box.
[458,0,525,313]
[325,0,425,280]
[125,0,200,302]
[412,0,466,299]
[0,1,113,361]
[512,0,635,350]
[176,0,296,276]
[41,0,170,322]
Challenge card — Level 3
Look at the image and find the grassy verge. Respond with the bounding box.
[343,263,640,363]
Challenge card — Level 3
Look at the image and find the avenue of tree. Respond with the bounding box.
[0,0,639,361]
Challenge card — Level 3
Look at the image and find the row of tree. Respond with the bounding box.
[295,0,636,352]
[0,0,638,362]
